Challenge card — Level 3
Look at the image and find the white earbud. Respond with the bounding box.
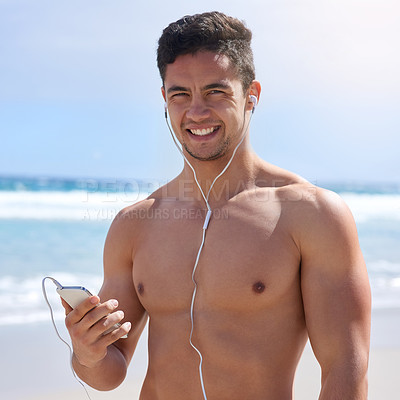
[164,102,168,118]
[249,95,257,112]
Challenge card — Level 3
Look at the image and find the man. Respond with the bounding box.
[62,12,371,399]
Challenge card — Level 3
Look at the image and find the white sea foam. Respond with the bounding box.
[0,190,149,221]
[0,273,103,326]
[0,190,399,222]
[368,260,400,309]
[0,261,399,327]
[340,193,400,223]
[0,189,399,326]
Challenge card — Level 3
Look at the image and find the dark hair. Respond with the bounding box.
[157,11,255,92]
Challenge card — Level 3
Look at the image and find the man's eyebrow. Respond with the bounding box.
[202,82,231,91]
[166,82,231,94]
[166,85,189,94]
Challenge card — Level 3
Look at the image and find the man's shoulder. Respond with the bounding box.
[256,164,316,204]
[254,160,353,224]
[259,163,344,212]
[114,198,155,221]
[278,180,356,245]
[111,179,178,226]
[278,179,351,220]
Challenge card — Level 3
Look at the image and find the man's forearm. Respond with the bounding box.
[72,344,128,391]
[319,365,368,400]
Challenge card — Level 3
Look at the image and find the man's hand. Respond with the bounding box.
[61,296,132,369]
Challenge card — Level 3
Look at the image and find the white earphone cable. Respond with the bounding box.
[165,101,254,400]
[42,277,92,400]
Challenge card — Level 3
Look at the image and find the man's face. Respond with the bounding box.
[162,51,252,162]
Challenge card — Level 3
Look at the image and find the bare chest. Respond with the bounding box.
[132,201,300,315]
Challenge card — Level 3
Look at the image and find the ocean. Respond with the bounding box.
[0,175,399,327]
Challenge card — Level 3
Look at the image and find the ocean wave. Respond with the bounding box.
[0,265,399,326]
[339,193,400,222]
[0,273,103,326]
[367,260,400,309]
[0,190,149,221]
[0,189,399,222]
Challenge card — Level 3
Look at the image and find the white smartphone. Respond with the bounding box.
[57,284,128,338]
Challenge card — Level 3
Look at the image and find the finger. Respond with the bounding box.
[66,295,100,325]
[91,310,125,337]
[78,299,119,332]
[100,321,132,346]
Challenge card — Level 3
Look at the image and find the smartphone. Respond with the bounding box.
[57,284,128,338]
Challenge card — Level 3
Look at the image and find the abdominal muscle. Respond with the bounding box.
[138,297,308,400]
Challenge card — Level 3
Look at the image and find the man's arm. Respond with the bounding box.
[62,208,148,391]
[298,189,371,399]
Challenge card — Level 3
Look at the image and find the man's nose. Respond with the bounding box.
[185,96,211,121]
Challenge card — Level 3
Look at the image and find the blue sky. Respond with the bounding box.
[0,0,399,184]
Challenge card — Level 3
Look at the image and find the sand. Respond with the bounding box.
[3,307,399,400]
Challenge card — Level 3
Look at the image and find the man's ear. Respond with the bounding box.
[161,86,166,102]
[247,80,261,111]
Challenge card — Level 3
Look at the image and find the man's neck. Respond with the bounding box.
[179,146,260,206]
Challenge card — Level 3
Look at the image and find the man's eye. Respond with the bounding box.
[209,90,223,95]
[172,93,188,98]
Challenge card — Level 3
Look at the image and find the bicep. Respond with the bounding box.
[99,212,148,364]
[299,192,371,372]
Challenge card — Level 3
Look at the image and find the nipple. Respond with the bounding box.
[137,282,144,295]
[253,281,265,294]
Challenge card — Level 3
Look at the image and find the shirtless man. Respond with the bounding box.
[62,12,371,399]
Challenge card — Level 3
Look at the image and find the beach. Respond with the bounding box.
[2,308,399,399]
[1,176,399,399]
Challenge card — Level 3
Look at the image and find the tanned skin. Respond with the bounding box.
[62,51,371,399]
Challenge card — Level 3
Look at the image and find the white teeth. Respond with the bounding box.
[189,127,217,136]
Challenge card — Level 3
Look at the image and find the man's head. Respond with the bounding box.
[157,11,255,93]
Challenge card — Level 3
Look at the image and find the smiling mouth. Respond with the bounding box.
[188,126,220,136]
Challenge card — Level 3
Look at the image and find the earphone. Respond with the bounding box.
[164,96,256,400]
[249,94,257,112]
